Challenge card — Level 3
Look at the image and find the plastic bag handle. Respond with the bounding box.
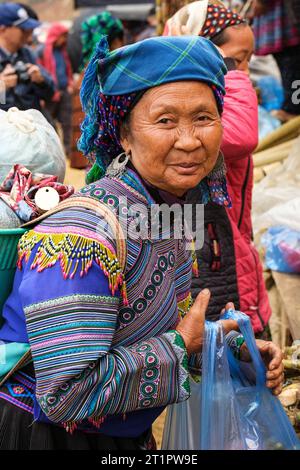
[221,309,267,388]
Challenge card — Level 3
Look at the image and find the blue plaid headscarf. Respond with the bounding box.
[79,36,230,206]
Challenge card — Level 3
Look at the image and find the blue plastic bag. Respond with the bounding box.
[221,310,299,450]
[258,76,284,112]
[162,310,299,450]
[262,226,300,273]
[258,105,281,141]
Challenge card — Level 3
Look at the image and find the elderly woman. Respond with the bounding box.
[0,36,283,450]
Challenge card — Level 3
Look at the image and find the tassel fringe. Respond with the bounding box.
[63,421,78,435]
[63,416,106,434]
[18,230,128,304]
[88,416,106,429]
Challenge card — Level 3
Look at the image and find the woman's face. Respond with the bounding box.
[110,37,124,51]
[120,81,222,196]
[219,24,254,73]
[55,32,68,48]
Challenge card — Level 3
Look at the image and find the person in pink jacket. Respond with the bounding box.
[222,68,271,335]
[166,1,271,336]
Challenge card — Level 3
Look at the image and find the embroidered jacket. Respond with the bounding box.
[0,168,242,437]
[1,168,195,436]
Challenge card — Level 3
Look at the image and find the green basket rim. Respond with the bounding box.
[0,228,27,236]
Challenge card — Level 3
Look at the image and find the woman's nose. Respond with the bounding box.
[174,127,202,152]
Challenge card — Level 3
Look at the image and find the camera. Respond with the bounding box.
[0,59,30,84]
[13,61,30,84]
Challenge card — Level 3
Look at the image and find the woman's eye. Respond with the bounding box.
[197,115,211,122]
[234,56,246,65]
[158,118,171,124]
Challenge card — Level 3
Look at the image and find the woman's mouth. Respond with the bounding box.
[170,162,203,175]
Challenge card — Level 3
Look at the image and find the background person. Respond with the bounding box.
[135,6,157,41]
[250,0,300,121]
[71,11,124,169]
[36,23,74,157]
[0,2,54,112]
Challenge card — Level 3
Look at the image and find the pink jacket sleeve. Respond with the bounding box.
[221,70,259,162]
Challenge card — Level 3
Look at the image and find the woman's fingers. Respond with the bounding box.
[220,319,240,334]
[191,288,211,317]
[169,21,182,36]
[220,302,235,315]
[266,366,284,394]
[266,362,284,380]
[176,289,210,355]
[256,340,284,393]
[219,302,239,333]
[256,340,282,366]
[268,342,283,371]
[225,302,235,310]
[273,384,283,396]
[267,373,284,395]
[266,374,284,388]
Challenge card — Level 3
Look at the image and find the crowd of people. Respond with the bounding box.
[0,0,297,451]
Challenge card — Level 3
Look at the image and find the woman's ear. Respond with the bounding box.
[120,122,131,154]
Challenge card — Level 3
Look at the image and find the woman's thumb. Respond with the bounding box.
[191,289,211,318]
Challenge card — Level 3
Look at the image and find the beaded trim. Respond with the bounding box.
[18,230,128,304]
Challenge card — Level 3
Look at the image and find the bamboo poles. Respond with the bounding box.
[253,138,297,183]
[255,116,300,153]
[253,138,297,167]
[253,116,300,182]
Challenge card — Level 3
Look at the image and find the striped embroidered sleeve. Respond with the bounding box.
[22,267,189,425]
[19,212,190,425]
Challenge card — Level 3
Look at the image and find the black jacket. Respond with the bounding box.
[0,46,55,112]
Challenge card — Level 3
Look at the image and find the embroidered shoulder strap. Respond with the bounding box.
[20,196,128,303]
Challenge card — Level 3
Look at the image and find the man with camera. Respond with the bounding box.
[0,3,54,111]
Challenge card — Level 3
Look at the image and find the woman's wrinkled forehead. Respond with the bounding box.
[129,81,220,119]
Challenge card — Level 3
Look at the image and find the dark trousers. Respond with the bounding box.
[47,90,72,155]
[274,44,300,115]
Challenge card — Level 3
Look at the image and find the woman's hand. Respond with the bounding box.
[219,302,240,334]
[222,302,284,395]
[240,340,284,395]
[176,297,240,355]
[176,289,210,355]
[167,20,191,36]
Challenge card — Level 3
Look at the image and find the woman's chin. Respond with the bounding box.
[170,173,204,194]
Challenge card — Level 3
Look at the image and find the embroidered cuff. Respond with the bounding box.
[162,330,190,402]
[225,331,245,360]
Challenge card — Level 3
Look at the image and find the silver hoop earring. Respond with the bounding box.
[106,152,131,177]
